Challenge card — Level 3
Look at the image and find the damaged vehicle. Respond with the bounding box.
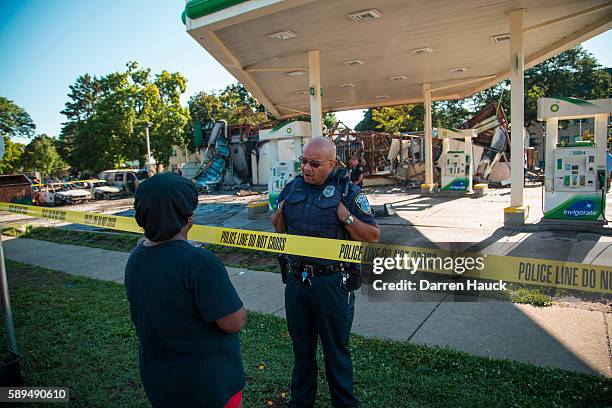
[98,170,146,195]
[37,183,91,205]
[75,179,123,200]
[55,183,92,205]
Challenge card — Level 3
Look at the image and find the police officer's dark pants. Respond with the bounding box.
[285,271,358,408]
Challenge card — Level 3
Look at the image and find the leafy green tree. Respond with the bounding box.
[323,112,337,132]
[22,135,67,179]
[470,45,611,125]
[357,45,610,132]
[356,101,470,133]
[355,109,377,131]
[371,105,422,133]
[59,62,190,173]
[150,104,190,168]
[188,92,223,126]
[435,100,471,128]
[0,96,35,138]
[0,137,25,174]
[221,83,266,113]
[0,97,34,174]
[188,83,268,129]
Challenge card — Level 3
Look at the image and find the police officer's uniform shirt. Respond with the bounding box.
[279,171,377,266]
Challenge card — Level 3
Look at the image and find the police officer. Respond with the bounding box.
[271,137,380,408]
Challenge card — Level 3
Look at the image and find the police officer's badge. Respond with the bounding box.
[323,185,335,197]
[355,193,371,214]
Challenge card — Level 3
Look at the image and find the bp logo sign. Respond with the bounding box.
[550,103,559,112]
[286,127,292,134]
[444,179,467,191]
[563,199,598,217]
[449,180,466,190]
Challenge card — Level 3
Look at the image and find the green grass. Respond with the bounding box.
[510,288,554,307]
[1,262,611,407]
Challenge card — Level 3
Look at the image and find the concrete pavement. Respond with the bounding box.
[3,237,610,378]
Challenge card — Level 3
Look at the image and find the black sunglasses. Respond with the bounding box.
[299,156,335,168]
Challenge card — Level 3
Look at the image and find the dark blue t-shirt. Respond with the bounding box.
[125,240,245,407]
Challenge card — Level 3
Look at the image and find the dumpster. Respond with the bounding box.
[0,175,32,205]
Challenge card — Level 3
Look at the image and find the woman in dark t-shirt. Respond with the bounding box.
[125,173,247,408]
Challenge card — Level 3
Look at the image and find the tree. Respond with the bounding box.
[371,105,423,133]
[355,109,377,131]
[188,83,268,128]
[0,137,25,174]
[356,100,470,134]
[323,112,338,132]
[470,45,611,125]
[187,91,223,126]
[0,97,34,174]
[59,62,191,173]
[221,83,266,113]
[0,96,35,138]
[356,45,611,132]
[22,135,67,179]
[435,100,471,128]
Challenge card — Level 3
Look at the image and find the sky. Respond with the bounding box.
[0,0,610,143]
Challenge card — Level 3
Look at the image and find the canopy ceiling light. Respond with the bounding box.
[286,70,306,77]
[344,59,364,66]
[267,30,298,40]
[490,33,511,43]
[347,9,383,22]
[410,47,434,55]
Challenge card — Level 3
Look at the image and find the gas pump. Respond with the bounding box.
[538,97,611,222]
[258,121,312,210]
[437,128,476,192]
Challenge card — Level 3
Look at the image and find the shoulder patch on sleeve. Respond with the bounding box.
[355,193,371,214]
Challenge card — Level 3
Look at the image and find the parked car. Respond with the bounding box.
[74,179,123,200]
[36,183,91,205]
[98,170,147,195]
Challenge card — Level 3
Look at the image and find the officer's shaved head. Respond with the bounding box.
[301,137,337,185]
[305,137,336,161]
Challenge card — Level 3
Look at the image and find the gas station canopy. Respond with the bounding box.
[184,0,611,119]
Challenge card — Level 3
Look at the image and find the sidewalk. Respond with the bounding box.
[2,237,610,378]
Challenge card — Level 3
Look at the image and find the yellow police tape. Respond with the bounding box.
[1,202,611,295]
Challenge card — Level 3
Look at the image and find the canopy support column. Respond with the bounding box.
[505,8,529,225]
[421,83,436,195]
[308,50,323,138]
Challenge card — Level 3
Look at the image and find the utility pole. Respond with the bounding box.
[145,122,152,172]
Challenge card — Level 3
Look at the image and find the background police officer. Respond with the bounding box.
[271,137,379,408]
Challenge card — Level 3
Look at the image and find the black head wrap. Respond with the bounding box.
[134,173,198,241]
